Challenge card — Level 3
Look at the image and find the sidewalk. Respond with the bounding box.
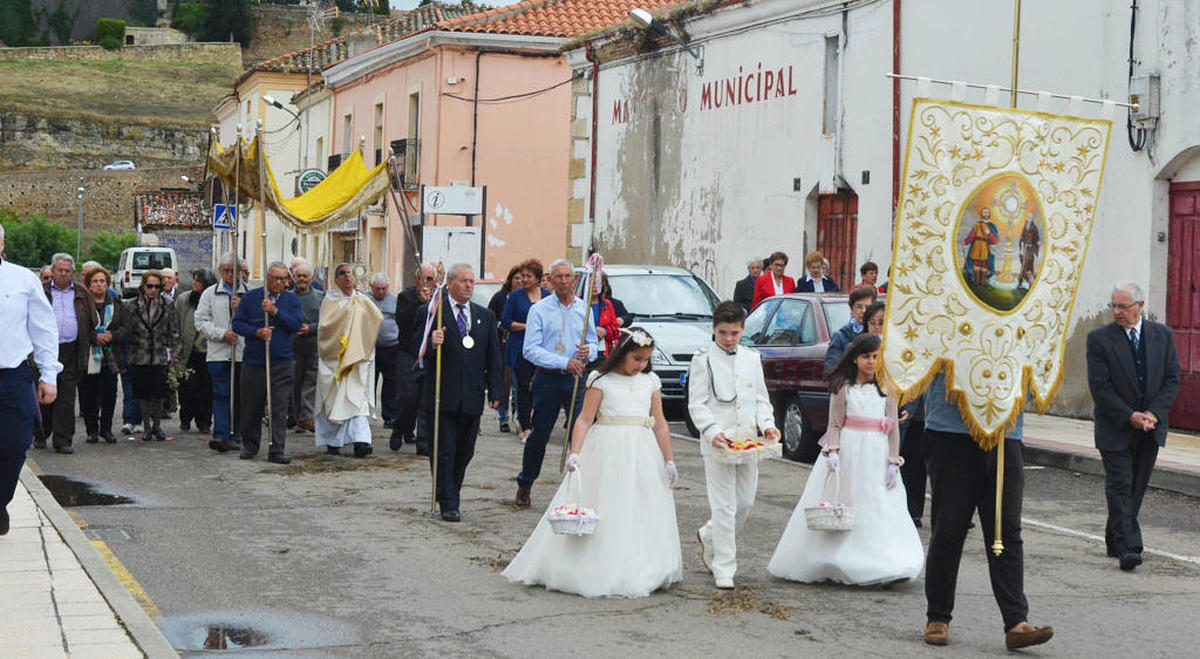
[1024,414,1200,497]
[0,467,176,658]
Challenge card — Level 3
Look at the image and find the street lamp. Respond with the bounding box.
[262,94,301,130]
[75,181,84,262]
[628,8,703,73]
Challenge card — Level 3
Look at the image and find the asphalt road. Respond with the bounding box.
[25,405,1200,658]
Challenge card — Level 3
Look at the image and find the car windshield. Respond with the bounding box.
[823,301,852,334]
[131,252,172,269]
[607,274,716,318]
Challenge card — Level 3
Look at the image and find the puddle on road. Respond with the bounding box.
[203,626,268,650]
[37,475,134,506]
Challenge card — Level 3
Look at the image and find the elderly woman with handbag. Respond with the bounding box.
[111,270,181,443]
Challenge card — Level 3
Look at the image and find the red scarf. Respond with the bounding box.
[598,299,620,354]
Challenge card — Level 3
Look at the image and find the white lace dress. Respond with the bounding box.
[502,371,683,598]
[767,384,925,584]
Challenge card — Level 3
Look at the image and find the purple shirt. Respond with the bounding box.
[50,282,78,344]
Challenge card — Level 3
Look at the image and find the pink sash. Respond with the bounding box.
[842,415,894,434]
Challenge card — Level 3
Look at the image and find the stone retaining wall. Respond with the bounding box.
[0,43,242,67]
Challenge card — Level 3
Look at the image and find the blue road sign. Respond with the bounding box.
[213,204,236,230]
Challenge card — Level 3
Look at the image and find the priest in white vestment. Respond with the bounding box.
[315,264,384,457]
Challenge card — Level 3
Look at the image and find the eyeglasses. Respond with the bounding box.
[422,276,436,281]
[144,284,162,290]
[335,271,351,277]
[1108,301,1142,311]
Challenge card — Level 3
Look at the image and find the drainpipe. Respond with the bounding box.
[471,49,483,186]
[891,0,901,221]
[586,46,600,248]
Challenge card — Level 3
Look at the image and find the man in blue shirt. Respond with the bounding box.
[514,259,598,507]
[921,373,1052,650]
[233,262,303,464]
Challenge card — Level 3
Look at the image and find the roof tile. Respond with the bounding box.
[436,0,688,38]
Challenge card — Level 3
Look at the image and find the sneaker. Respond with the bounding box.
[132,424,143,435]
[120,423,134,435]
[697,527,714,574]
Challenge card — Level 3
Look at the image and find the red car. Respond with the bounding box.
[685,293,852,462]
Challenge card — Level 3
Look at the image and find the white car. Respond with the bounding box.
[103,160,136,171]
[114,247,177,298]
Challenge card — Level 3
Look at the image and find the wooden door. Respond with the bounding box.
[1168,182,1200,429]
[817,190,859,290]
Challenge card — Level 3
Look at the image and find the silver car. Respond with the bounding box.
[103,160,136,171]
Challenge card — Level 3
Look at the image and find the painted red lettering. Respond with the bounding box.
[788,66,797,96]
[701,82,712,110]
[613,99,624,124]
[764,70,775,97]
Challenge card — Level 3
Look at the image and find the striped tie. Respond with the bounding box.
[456,304,468,337]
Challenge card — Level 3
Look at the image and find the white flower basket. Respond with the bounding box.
[805,469,855,532]
[547,469,599,536]
[713,437,783,464]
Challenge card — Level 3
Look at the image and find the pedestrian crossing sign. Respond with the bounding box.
[213,204,236,230]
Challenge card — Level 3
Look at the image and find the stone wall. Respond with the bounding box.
[0,43,241,67]
[1,166,203,241]
[125,27,188,46]
[0,111,209,170]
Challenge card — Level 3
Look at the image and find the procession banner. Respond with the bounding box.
[880,98,1112,448]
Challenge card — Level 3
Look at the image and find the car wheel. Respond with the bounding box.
[780,395,820,463]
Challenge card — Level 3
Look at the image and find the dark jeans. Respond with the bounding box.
[178,352,212,430]
[78,371,118,436]
[241,362,292,456]
[375,343,400,421]
[900,420,927,520]
[512,359,536,431]
[1100,434,1159,556]
[1,363,37,509]
[393,352,423,441]
[426,410,480,512]
[517,370,584,489]
[924,430,1028,631]
[40,342,79,448]
[208,361,242,442]
[120,369,141,426]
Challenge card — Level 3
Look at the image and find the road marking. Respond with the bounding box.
[89,538,164,621]
[671,431,1200,568]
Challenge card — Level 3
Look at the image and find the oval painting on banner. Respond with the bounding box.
[954,173,1045,312]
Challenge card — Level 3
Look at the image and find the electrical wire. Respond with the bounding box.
[442,73,581,105]
[1127,0,1146,152]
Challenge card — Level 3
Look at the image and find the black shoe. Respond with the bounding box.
[208,439,230,453]
[405,435,417,445]
[1119,552,1143,571]
[33,439,47,449]
[388,435,404,451]
[499,421,511,433]
[86,434,99,444]
[441,509,461,522]
[55,445,74,454]
[353,442,373,458]
[102,431,117,444]
[180,420,191,432]
[267,453,292,465]
[239,450,255,460]
[0,507,9,535]
[415,442,430,457]
[326,446,341,456]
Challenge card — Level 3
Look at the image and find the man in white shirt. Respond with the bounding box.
[0,224,62,535]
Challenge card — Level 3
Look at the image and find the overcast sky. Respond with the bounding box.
[392,0,521,9]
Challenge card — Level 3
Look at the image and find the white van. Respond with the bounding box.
[114,247,177,298]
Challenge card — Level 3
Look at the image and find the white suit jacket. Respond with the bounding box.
[687,343,777,457]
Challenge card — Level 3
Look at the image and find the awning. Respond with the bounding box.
[207,136,391,231]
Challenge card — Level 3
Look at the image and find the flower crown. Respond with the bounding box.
[619,327,654,347]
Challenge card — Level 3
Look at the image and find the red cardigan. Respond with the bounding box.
[752,273,795,308]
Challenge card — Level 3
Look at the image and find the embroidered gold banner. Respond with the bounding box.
[881,98,1112,448]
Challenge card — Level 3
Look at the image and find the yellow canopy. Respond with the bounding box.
[207,136,391,231]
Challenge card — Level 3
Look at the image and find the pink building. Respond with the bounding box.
[320,0,681,285]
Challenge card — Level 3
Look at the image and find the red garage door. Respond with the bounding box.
[1168,181,1200,430]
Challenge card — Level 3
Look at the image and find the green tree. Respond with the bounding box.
[44,0,79,45]
[96,17,126,49]
[171,2,210,38]
[0,211,78,269]
[86,230,138,272]
[130,0,158,27]
[202,0,254,43]
[0,0,38,46]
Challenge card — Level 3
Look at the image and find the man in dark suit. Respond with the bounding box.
[39,254,99,454]
[417,263,503,522]
[732,257,762,313]
[1086,280,1180,571]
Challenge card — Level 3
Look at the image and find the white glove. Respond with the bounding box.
[886,464,900,489]
[565,453,580,472]
[664,460,679,488]
[825,452,840,472]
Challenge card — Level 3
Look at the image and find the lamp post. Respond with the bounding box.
[75,180,84,262]
[628,8,704,74]
[264,94,305,262]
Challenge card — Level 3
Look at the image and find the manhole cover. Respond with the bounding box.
[37,475,134,506]
[204,626,268,650]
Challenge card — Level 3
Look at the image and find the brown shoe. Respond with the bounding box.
[1005,623,1053,650]
[515,485,531,508]
[924,621,949,646]
[298,419,315,433]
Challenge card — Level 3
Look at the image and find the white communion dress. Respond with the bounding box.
[502,370,683,598]
[768,383,925,585]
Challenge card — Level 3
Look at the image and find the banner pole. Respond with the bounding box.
[560,264,597,472]
[430,269,446,516]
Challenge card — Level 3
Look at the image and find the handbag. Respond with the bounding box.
[804,468,855,532]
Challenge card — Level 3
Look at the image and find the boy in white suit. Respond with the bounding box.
[688,301,780,589]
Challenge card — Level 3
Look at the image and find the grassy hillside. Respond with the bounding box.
[0,60,240,126]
